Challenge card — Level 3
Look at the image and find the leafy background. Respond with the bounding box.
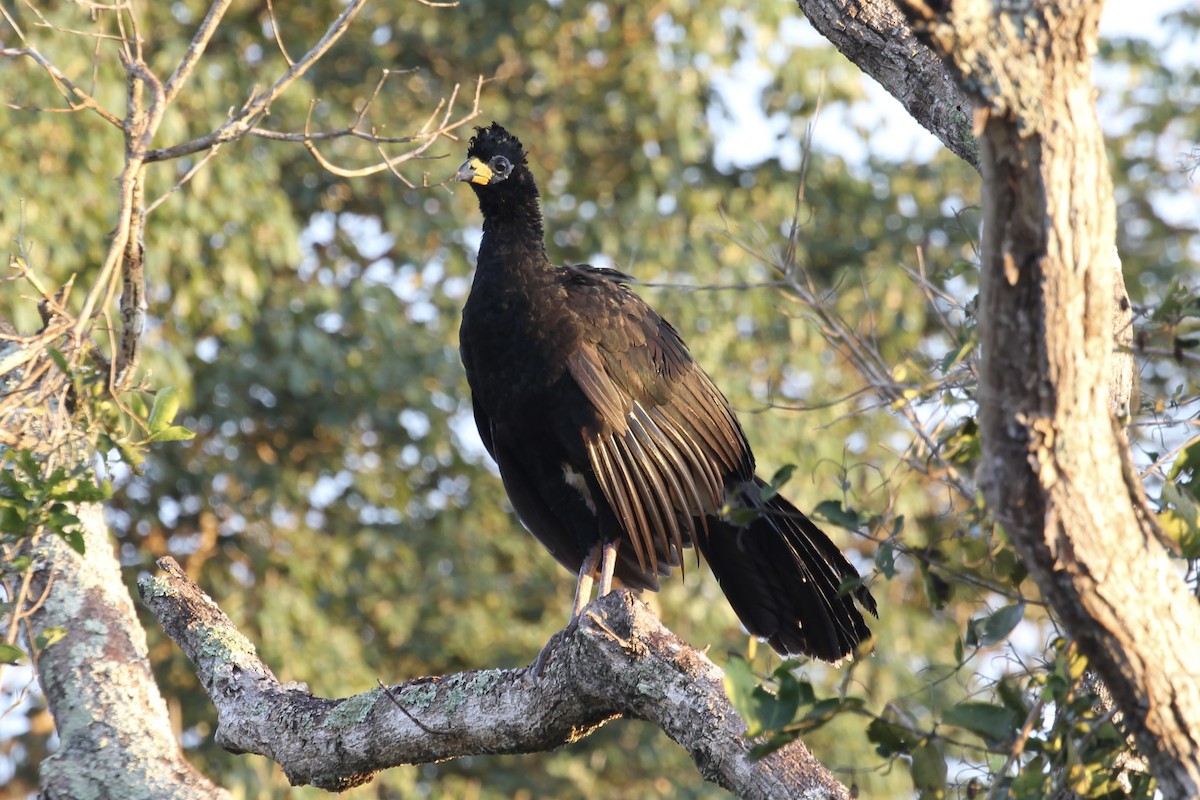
[1,1,1197,797]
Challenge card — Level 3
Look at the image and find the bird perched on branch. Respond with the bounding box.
[454,123,876,662]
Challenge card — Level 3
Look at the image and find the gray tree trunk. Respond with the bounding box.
[24,507,232,799]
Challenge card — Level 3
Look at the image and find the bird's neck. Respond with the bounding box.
[477,194,549,273]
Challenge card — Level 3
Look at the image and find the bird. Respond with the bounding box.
[454,123,876,662]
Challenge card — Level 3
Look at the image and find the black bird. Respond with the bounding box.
[455,123,876,661]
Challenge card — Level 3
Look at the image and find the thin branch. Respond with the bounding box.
[288,75,482,184]
[0,46,123,127]
[144,0,370,164]
[264,0,295,67]
[162,0,236,107]
[71,57,165,338]
[114,174,146,390]
[145,145,223,215]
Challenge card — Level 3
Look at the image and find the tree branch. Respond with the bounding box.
[0,45,124,128]
[143,0,369,164]
[794,0,979,170]
[162,0,237,107]
[140,557,851,799]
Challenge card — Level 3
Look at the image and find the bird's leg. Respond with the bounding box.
[597,539,618,597]
[528,540,620,679]
[570,541,602,618]
[529,543,602,680]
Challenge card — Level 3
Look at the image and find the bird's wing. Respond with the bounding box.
[562,269,754,575]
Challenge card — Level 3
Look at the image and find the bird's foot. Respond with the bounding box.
[525,615,582,680]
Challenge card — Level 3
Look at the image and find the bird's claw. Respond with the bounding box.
[525,615,582,679]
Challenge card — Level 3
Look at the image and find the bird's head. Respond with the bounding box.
[454,123,533,193]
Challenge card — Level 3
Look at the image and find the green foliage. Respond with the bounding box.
[965,602,1025,649]
[723,655,866,758]
[0,449,110,549]
[1161,439,1200,557]
[0,643,25,666]
[942,701,1018,745]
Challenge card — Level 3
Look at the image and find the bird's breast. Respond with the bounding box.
[461,284,576,414]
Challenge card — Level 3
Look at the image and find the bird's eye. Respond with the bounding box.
[490,155,512,176]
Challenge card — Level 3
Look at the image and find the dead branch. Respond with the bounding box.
[142,0,370,164]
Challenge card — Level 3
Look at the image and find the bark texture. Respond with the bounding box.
[25,509,232,800]
[140,558,850,799]
[894,1,1200,795]
[795,0,979,169]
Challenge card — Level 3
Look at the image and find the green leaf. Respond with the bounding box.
[939,332,977,374]
[1169,440,1200,490]
[35,626,68,650]
[919,561,953,610]
[867,716,920,756]
[126,391,149,419]
[16,450,38,479]
[788,696,861,735]
[147,425,197,443]
[941,417,980,465]
[993,547,1029,588]
[723,655,762,735]
[909,739,947,797]
[45,507,82,536]
[0,642,25,665]
[812,499,860,531]
[875,537,897,579]
[0,467,32,500]
[61,528,86,555]
[1159,482,1200,558]
[1,507,26,535]
[1011,755,1050,796]
[996,676,1030,718]
[943,701,1020,743]
[759,464,796,501]
[46,347,70,375]
[147,386,182,433]
[966,602,1025,647]
[754,672,805,733]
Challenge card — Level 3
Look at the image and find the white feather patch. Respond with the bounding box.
[562,463,596,513]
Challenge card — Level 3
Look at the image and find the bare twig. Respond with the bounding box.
[143,0,370,164]
[0,46,123,127]
[290,74,482,185]
[71,57,165,338]
[264,0,295,66]
[162,0,236,106]
[145,145,222,215]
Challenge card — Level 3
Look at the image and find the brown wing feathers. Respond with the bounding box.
[569,327,740,578]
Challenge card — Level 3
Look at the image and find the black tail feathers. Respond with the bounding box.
[697,477,876,662]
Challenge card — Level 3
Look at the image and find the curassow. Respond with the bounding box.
[455,123,875,662]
